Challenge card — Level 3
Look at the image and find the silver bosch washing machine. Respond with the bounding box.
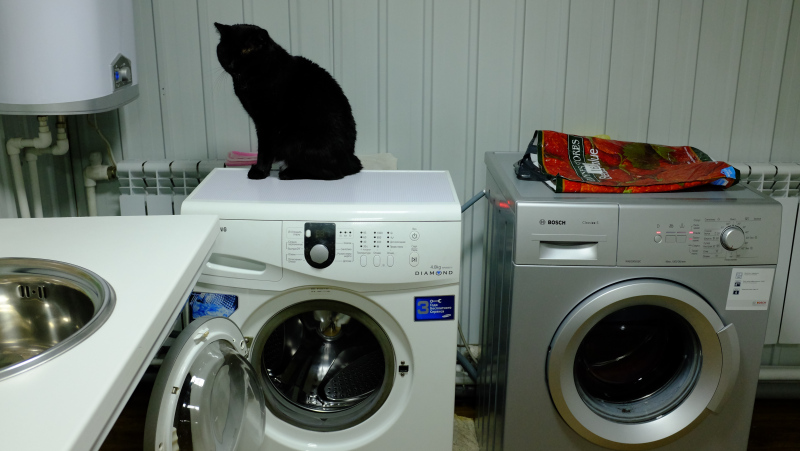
[478,152,781,450]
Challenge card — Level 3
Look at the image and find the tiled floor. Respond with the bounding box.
[99,379,800,450]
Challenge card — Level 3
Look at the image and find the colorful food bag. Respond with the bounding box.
[516,130,740,193]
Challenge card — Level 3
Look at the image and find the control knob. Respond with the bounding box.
[309,244,330,264]
[720,226,745,251]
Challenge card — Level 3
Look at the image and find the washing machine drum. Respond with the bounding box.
[252,300,395,431]
[547,279,740,450]
[144,301,395,451]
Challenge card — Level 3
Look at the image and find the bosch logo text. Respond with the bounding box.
[541,219,566,225]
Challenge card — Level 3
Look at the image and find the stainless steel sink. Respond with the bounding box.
[0,258,115,381]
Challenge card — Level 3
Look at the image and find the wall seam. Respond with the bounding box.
[687,0,705,145]
[645,0,660,142]
[769,0,795,161]
[603,0,616,135]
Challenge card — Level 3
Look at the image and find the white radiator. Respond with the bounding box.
[116,160,224,216]
[732,162,800,345]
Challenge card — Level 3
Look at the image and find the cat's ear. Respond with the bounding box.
[214,22,230,35]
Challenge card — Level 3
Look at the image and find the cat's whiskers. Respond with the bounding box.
[213,66,232,92]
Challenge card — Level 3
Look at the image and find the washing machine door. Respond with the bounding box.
[547,279,740,450]
[144,316,268,451]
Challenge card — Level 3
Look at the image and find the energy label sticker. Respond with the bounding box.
[414,296,456,321]
[726,268,775,310]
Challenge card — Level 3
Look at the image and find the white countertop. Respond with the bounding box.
[0,215,219,450]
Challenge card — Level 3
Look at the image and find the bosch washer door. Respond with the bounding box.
[547,279,740,450]
[144,317,267,451]
[251,299,395,432]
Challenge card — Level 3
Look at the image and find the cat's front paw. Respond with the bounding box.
[248,165,269,180]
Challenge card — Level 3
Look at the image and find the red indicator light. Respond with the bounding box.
[689,231,694,234]
[656,231,661,234]
[498,202,510,209]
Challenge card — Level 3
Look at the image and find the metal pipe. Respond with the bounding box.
[461,190,486,213]
[26,152,43,218]
[456,350,477,382]
[7,150,30,218]
[759,366,800,381]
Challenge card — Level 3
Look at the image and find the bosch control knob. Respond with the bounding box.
[720,226,745,251]
[309,244,330,264]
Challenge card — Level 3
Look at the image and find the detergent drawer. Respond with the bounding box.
[202,220,283,281]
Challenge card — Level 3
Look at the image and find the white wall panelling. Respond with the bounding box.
[4,0,800,346]
[729,0,793,163]
[119,0,165,162]
[772,1,800,162]
[605,0,658,142]
[518,0,570,149]
[151,0,208,160]
[198,0,251,160]
[333,0,380,156]
[688,0,748,161]
[290,1,334,73]
[647,0,702,145]
[562,0,614,137]
[387,1,426,170]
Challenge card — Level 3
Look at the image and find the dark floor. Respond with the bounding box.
[100,379,800,450]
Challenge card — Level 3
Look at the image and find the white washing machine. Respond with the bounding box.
[143,169,462,451]
[478,152,781,450]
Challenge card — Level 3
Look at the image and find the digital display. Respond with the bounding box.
[315,230,326,238]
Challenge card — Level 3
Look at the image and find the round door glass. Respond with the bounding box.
[173,339,266,450]
[252,300,394,431]
[573,305,702,423]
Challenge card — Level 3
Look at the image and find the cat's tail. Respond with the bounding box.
[341,153,363,176]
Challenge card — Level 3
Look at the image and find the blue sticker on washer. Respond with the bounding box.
[414,296,455,321]
[188,291,238,320]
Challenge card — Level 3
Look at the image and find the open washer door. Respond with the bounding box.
[547,279,740,450]
[144,317,267,451]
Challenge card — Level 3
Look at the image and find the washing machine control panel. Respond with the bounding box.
[618,203,781,266]
[283,221,461,283]
[304,223,336,269]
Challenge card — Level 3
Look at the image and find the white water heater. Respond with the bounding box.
[0,0,138,115]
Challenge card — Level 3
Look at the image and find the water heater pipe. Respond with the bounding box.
[84,151,114,216]
[23,118,69,218]
[24,152,43,218]
[5,116,52,218]
[759,366,800,381]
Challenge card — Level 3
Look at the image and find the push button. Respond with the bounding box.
[666,236,676,244]
[410,231,420,241]
[654,235,662,243]
[360,255,367,267]
[373,255,381,267]
[388,255,394,267]
[410,252,419,267]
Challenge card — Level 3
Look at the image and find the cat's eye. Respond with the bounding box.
[242,47,255,55]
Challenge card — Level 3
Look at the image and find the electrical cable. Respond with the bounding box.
[87,114,117,168]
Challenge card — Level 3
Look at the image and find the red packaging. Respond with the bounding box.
[519,130,740,193]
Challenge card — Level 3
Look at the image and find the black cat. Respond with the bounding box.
[214,23,361,180]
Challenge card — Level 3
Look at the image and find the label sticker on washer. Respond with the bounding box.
[414,296,455,321]
[726,268,775,310]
